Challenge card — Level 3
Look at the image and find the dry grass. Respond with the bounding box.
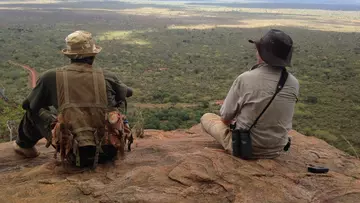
[339,133,359,159]
[168,6,360,32]
[94,5,360,32]
[167,18,360,33]
[1,1,359,33]
[98,30,151,45]
[132,103,198,109]
[118,7,215,18]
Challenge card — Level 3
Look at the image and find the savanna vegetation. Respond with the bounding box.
[0,0,359,155]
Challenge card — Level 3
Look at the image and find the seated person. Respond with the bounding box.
[14,30,133,167]
[201,29,299,159]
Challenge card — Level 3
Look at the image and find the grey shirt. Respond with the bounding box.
[220,63,299,157]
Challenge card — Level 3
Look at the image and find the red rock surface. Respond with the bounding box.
[0,125,359,203]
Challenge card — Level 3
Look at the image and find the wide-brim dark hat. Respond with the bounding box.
[249,29,293,67]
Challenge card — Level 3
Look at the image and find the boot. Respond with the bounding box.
[13,141,40,158]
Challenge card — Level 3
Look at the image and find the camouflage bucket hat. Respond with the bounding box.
[62,30,102,59]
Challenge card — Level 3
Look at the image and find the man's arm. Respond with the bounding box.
[220,76,242,125]
[22,71,52,113]
[104,71,133,106]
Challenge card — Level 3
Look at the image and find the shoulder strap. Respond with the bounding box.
[248,68,289,131]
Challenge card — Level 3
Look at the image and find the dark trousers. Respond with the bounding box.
[16,110,52,148]
[16,108,118,166]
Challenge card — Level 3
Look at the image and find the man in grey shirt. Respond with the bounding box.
[201,29,299,159]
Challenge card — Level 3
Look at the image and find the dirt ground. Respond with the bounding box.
[0,125,360,203]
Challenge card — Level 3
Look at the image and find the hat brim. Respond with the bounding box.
[249,40,292,67]
[61,45,102,57]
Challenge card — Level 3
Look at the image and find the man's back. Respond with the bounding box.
[55,64,108,147]
[220,63,299,158]
[14,30,133,163]
[22,63,129,113]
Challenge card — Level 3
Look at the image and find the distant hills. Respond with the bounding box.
[159,0,360,5]
[183,0,360,10]
[218,0,360,3]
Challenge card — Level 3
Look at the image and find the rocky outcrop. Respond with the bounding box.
[0,125,360,203]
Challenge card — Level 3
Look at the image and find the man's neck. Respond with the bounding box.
[71,62,93,67]
[70,57,94,65]
[257,59,264,64]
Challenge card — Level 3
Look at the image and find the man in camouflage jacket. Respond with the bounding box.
[14,30,133,159]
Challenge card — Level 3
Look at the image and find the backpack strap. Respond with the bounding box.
[248,68,289,131]
[93,70,101,105]
[57,67,107,112]
[93,130,100,169]
[63,70,70,104]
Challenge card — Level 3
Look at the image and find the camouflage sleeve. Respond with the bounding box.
[22,71,55,113]
[103,71,131,106]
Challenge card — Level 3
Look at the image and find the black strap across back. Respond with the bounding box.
[248,68,289,131]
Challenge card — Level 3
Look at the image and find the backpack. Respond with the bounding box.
[50,64,131,168]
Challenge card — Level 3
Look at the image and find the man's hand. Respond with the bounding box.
[22,99,31,110]
[215,100,224,106]
[221,118,232,126]
[126,87,133,97]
